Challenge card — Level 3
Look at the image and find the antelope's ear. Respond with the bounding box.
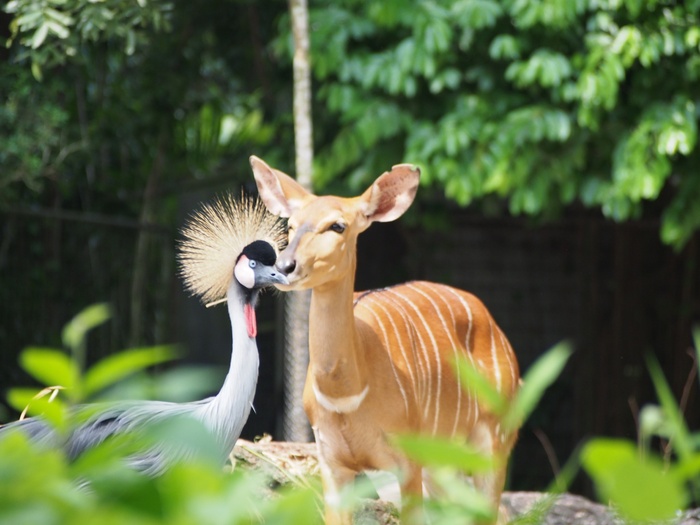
[250,156,313,217]
[360,163,420,223]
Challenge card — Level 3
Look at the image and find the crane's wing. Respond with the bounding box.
[0,403,151,461]
[0,417,60,448]
[0,400,220,475]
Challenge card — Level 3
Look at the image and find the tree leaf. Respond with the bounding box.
[46,20,69,39]
[582,438,687,521]
[83,345,177,398]
[61,303,111,353]
[7,387,68,430]
[392,434,496,473]
[646,352,692,460]
[30,61,43,81]
[31,22,48,48]
[453,354,508,415]
[638,404,673,453]
[503,342,571,431]
[19,347,79,391]
[672,452,700,483]
[44,7,73,27]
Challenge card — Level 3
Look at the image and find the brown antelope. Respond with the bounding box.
[250,156,520,524]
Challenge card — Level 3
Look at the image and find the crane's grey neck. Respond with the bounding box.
[237,282,259,308]
[196,279,260,461]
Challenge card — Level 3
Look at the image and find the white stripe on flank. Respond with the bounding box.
[407,283,460,436]
[363,300,411,417]
[382,293,431,419]
[384,290,433,422]
[420,285,464,437]
[388,286,442,431]
[488,318,503,392]
[442,286,479,425]
[497,327,516,391]
[313,381,369,414]
[378,299,419,392]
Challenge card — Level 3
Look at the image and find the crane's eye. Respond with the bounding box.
[329,223,346,234]
[248,260,257,268]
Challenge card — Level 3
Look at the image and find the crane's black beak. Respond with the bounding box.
[254,265,289,288]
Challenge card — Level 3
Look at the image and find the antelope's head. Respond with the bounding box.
[250,156,420,291]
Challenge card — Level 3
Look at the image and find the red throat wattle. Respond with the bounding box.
[244,303,257,338]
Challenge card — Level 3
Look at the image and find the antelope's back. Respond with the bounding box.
[353,280,519,437]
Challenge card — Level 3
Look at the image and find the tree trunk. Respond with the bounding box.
[282,0,313,442]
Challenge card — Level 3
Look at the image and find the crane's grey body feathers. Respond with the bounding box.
[0,194,286,475]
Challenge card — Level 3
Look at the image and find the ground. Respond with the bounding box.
[231,438,700,524]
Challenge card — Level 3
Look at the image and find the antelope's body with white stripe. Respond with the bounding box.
[251,156,520,524]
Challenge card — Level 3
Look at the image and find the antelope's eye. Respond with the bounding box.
[329,223,346,234]
[249,260,257,268]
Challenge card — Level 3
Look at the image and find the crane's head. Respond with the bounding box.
[178,193,288,306]
[234,240,288,291]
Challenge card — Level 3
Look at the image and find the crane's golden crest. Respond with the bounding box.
[178,193,287,304]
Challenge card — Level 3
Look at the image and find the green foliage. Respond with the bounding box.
[644,352,694,461]
[454,341,572,432]
[82,346,176,400]
[392,434,496,473]
[582,438,686,522]
[175,100,276,176]
[20,348,79,392]
[0,428,322,525]
[61,303,111,354]
[1,0,293,374]
[7,386,69,430]
[288,0,700,247]
[1,303,323,524]
[5,0,173,79]
[0,67,70,195]
[503,343,572,431]
[7,304,177,414]
[581,330,700,522]
[419,470,496,524]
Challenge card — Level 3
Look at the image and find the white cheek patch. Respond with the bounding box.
[234,255,255,289]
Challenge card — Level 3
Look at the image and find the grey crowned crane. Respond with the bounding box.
[0,194,287,474]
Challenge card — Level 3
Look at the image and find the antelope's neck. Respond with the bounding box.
[309,276,367,398]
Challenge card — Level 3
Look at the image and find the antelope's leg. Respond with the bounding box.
[474,465,509,525]
[313,427,356,525]
[471,422,512,525]
[398,461,425,525]
[318,457,356,525]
